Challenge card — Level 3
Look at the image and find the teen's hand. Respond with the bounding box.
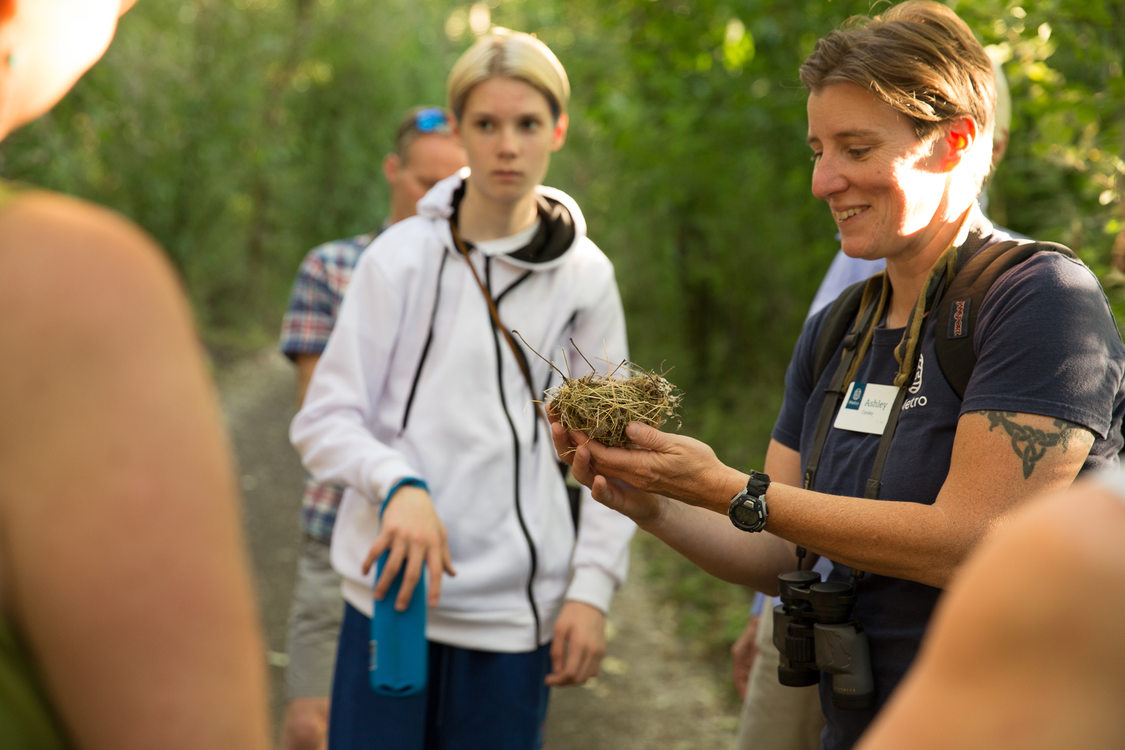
[546,600,606,686]
[362,485,455,609]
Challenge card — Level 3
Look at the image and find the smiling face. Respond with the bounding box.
[454,75,567,212]
[807,81,961,268]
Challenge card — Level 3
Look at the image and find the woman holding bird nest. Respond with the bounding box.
[290,27,634,750]
[550,3,1125,748]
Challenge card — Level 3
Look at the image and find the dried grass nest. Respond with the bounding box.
[546,360,683,448]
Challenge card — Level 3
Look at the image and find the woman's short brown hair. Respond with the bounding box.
[800,1,995,144]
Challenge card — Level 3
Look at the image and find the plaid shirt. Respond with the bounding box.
[280,231,377,541]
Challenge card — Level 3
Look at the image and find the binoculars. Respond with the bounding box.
[772,569,875,710]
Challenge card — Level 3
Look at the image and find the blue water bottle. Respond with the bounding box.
[369,551,428,696]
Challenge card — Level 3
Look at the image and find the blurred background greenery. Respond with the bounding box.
[3,0,1122,694]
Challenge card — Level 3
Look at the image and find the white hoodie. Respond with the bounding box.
[290,171,635,652]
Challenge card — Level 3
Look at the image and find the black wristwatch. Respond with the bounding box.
[728,470,770,532]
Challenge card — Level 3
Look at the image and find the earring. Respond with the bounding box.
[2,51,14,69]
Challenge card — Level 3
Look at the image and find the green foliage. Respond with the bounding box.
[955,0,1125,259]
[1,0,458,356]
[5,0,1119,369]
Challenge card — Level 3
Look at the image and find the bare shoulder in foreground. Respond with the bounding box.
[859,475,1125,750]
[0,191,272,750]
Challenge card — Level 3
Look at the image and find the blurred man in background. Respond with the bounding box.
[277,107,465,750]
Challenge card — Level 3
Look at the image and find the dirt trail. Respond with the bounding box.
[218,349,739,747]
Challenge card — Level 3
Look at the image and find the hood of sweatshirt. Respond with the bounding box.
[416,168,587,271]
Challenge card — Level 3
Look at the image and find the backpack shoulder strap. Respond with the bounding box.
[935,239,1077,399]
[805,274,884,495]
[811,278,868,386]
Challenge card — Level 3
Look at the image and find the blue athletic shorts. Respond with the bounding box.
[328,602,552,750]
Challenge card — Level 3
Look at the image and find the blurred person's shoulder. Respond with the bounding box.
[0,189,198,372]
[1007,477,1125,587]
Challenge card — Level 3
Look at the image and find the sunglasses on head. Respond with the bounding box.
[413,108,452,133]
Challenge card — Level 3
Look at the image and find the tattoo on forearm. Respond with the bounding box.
[981,411,1078,479]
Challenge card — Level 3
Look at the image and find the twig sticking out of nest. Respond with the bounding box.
[548,365,683,447]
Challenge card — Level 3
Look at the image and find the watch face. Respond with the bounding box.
[732,500,756,526]
[729,493,766,531]
[729,472,770,532]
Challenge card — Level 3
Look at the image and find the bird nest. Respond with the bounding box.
[546,360,683,448]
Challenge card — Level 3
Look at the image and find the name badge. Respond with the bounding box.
[834,382,900,435]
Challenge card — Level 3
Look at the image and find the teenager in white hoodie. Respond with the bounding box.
[290,28,635,750]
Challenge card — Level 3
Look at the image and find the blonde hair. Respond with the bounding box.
[447,28,570,123]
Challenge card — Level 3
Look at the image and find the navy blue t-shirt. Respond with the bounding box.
[772,246,1125,749]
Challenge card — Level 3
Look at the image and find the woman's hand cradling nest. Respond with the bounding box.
[548,410,666,527]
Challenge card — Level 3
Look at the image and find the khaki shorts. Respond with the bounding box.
[284,536,343,699]
[735,610,825,750]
